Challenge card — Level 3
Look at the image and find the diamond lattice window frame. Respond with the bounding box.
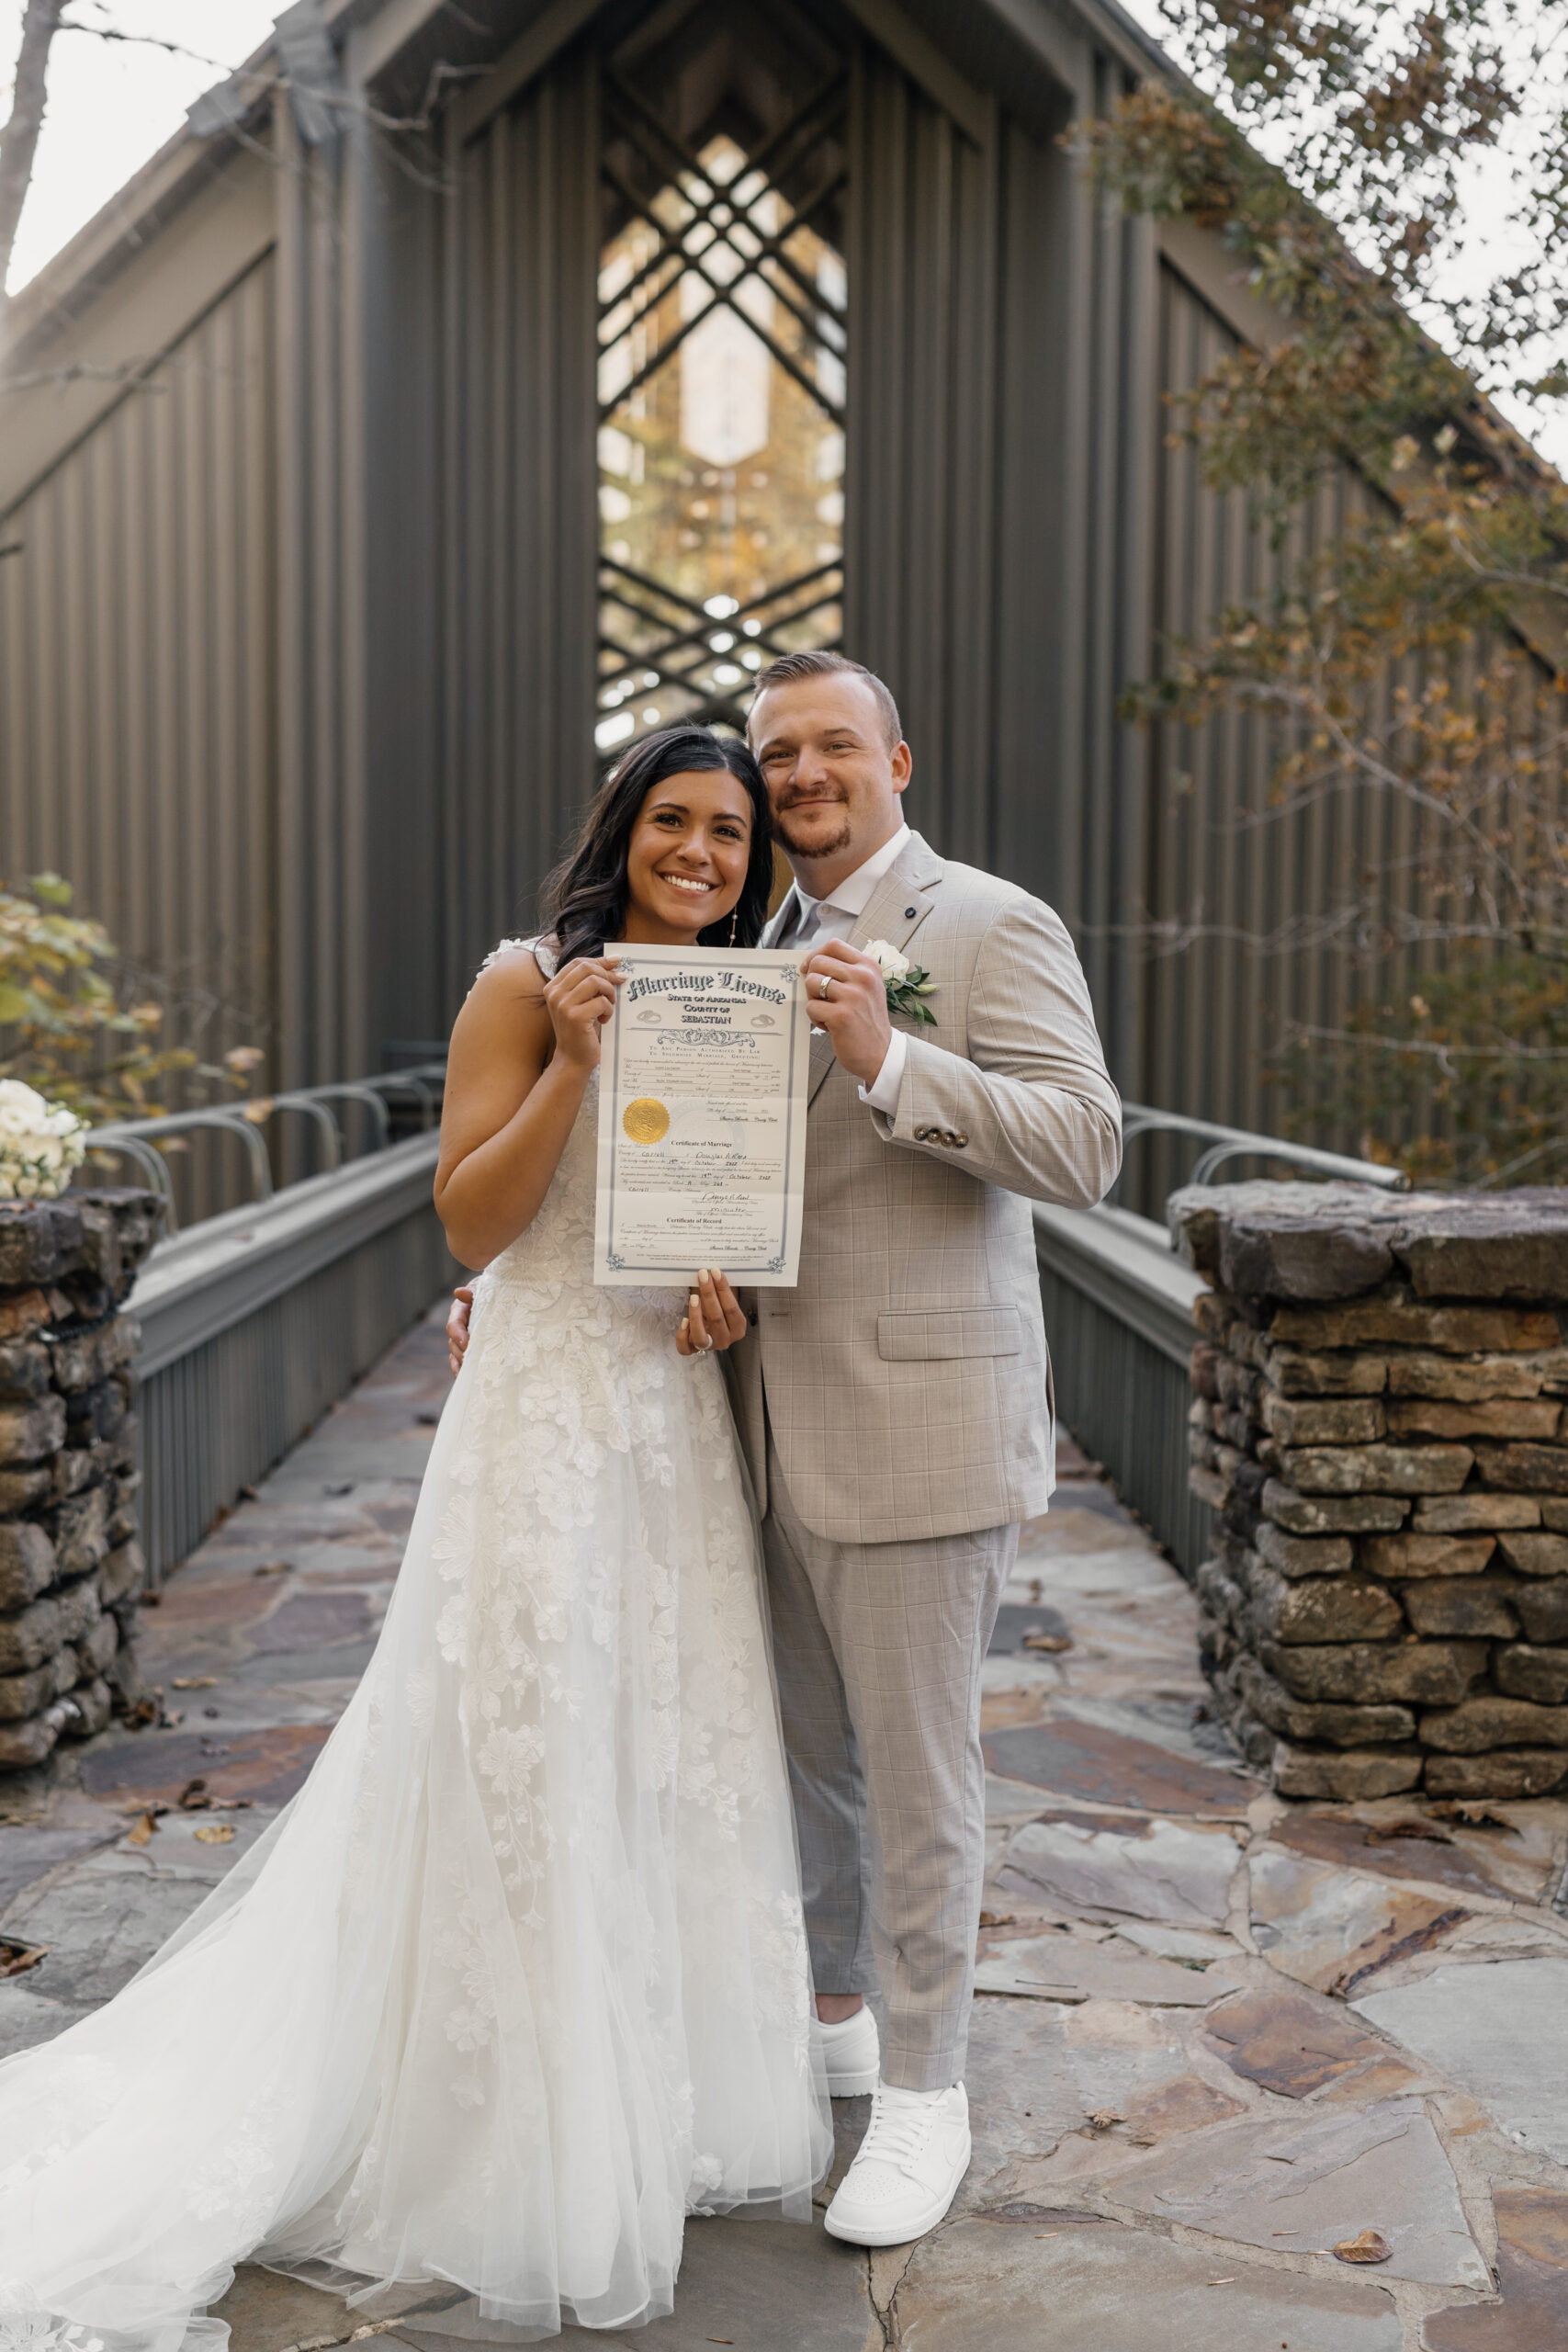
[595,28,849,754]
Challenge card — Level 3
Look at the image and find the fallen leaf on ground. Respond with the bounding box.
[122,1697,160,1728]
[978,1911,1015,1928]
[1206,2278,1236,2286]
[1022,1629,1074,1652]
[212,1797,254,1811]
[1365,1820,1451,1845]
[1333,2230,1393,2264]
[0,1940,48,1978]
[177,1779,211,1811]
[193,1824,236,1844]
[1426,1800,1519,1833]
[171,1677,219,1690]
[1087,2110,1123,2132]
[124,1811,160,1846]
[254,1561,290,1577]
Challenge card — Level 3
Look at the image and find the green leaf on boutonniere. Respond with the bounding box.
[885,967,937,1027]
[863,937,937,1027]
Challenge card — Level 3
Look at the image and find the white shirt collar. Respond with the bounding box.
[788,821,912,927]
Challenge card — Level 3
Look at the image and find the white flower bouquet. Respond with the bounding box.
[0,1080,88,1201]
[863,938,938,1027]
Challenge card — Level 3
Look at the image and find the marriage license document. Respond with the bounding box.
[593,943,810,1287]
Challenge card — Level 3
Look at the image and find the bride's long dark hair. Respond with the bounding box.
[544,726,776,969]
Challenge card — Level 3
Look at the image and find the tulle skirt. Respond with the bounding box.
[0,1250,829,2349]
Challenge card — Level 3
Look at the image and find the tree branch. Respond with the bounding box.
[0,0,64,323]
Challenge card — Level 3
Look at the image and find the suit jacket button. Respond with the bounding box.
[905,905,917,918]
[953,1131,968,1148]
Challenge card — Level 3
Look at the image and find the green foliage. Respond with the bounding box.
[0,873,226,1123]
[1273,951,1568,1187]
[1083,3,1568,1185]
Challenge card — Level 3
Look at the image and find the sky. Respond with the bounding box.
[0,2,277,292]
[2,0,1562,469]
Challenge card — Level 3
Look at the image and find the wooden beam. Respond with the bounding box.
[352,0,449,84]
[451,0,610,144]
[838,0,991,146]
[987,0,1177,90]
[1157,215,1290,353]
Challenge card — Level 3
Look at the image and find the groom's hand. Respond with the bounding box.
[800,940,892,1087]
[446,1287,473,1376]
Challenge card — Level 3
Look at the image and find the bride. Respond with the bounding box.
[0,726,831,2349]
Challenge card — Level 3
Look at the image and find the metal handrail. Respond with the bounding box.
[369,1073,438,1128]
[257,1096,344,1173]
[87,1109,275,1222]
[292,1083,392,1149]
[83,1062,447,1234]
[1117,1102,1410,1193]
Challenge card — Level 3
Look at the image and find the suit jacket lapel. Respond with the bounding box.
[806,833,944,1109]
[762,885,804,950]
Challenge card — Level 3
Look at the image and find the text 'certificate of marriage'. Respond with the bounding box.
[593,944,809,1288]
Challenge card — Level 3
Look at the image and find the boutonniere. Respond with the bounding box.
[864,939,937,1027]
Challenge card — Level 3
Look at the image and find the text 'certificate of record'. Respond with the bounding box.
[594,943,809,1287]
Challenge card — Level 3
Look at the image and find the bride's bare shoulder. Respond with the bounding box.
[468,939,553,1004]
[450,946,553,1063]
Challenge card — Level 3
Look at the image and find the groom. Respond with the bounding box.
[715,652,1119,2244]
[449,653,1121,2245]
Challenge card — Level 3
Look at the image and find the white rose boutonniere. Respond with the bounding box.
[0,1080,87,1201]
[864,939,937,1027]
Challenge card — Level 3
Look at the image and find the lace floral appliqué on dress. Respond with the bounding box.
[0,939,829,2352]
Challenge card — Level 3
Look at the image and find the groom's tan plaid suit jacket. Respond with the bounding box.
[728,831,1122,1544]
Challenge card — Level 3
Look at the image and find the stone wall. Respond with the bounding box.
[0,1191,162,1770]
[1173,1182,1568,1803]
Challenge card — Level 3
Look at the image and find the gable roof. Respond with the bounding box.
[3,0,1172,365]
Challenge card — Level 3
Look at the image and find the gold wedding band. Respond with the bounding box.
[818,973,832,999]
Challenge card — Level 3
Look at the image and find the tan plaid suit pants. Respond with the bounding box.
[761,1418,1018,2092]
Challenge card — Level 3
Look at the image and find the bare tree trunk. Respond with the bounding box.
[0,0,65,335]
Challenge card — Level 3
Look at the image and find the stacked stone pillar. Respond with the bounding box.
[0,1191,162,1770]
[1174,1182,1568,1802]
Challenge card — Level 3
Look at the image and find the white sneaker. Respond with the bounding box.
[823,2079,970,2246]
[816,2004,880,2098]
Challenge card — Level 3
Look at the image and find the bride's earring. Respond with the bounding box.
[728,908,739,946]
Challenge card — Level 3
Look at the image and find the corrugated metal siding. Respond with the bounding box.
[438,45,601,1001]
[1127,257,1531,1207]
[4,2,1540,1237]
[844,47,999,866]
[843,37,1157,1103]
[0,257,278,1222]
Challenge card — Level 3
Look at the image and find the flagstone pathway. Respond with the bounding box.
[2,1311,1566,2349]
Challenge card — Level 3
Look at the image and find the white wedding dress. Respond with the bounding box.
[0,941,829,2350]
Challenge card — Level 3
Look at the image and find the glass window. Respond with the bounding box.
[597,61,847,752]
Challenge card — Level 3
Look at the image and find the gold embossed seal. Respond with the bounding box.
[622,1097,671,1145]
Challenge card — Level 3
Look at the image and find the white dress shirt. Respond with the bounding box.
[768,822,912,1114]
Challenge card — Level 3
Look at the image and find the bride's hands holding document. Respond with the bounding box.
[546,955,624,1070]
[676,1267,749,1357]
